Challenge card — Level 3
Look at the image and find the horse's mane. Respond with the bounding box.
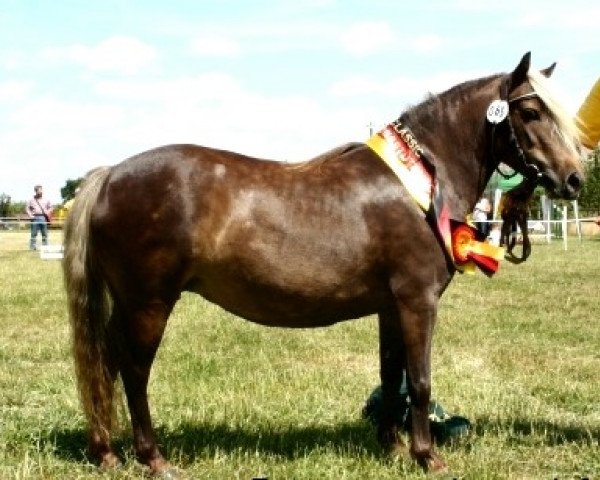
[400,74,502,125]
[527,70,581,154]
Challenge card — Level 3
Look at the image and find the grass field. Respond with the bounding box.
[0,230,598,479]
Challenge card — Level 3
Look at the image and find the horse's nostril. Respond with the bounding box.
[567,172,583,193]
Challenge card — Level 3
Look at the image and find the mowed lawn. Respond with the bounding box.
[0,230,598,479]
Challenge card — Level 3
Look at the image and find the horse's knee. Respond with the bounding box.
[407,377,431,406]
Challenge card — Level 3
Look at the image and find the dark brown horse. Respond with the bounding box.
[500,177,538,262]
[63,53,583,477]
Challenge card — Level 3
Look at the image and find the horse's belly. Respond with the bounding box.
[187,267,388,328]
[188,208,389,326]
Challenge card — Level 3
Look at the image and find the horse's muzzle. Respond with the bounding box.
[539,170,583,200]
[563,171,583,199]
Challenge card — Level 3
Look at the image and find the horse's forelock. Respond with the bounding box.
[527,69,581,153]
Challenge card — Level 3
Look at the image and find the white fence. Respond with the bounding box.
[0,217,65,230]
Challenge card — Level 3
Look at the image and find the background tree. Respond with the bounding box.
[7,201,25,217]
[0,193,10,217]
[0,194,25,217]
[60,178,84,202]
[577,148,600,215]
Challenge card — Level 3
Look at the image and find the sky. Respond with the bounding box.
[1,0,598,203]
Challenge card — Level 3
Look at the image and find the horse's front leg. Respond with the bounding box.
[397,299,447,473]
[377,307,408,457]
[500,216,512,250]
[518,213,532,260]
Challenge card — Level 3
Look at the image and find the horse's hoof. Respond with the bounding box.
[147,457,179,479]
[159,468,180,480]
[379,427,408,460]
[424,452,448,474]
[99,452,121,469]
[380,437,410,464]
[385,442,409,460]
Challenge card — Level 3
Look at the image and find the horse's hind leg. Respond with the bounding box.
[377,307,408,457]
[118,299,174,476]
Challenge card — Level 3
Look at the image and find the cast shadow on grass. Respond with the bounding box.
[48,420,384,465]
[157,420,384,460]
[47,416,598,467]
[43,428,130,464]
[472,416,600,446]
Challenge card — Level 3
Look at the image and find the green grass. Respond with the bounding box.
[0,231,598,479]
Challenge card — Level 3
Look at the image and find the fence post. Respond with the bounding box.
[562,206,568,250]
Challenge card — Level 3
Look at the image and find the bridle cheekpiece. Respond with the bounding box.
[490,85,543,182]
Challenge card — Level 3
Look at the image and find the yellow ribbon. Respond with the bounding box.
[367,129,433,211]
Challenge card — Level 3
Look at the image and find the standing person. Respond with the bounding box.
[25,185,53,250]
[576,76,600,150]
[473,197,491,238]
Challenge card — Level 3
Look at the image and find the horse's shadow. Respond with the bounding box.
[48,419,382,464]
[472,416,600,446]
[47,415,598,466]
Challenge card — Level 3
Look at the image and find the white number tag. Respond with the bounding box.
[486,100,509,124]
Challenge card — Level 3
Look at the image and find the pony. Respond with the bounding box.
[499,176,538,262]
[63,53,582,477]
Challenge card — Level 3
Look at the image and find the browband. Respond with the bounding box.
[509,91,538,103]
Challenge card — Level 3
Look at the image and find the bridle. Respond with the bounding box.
[509,91,539,103]
[491,85,543,182]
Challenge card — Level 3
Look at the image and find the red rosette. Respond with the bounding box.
[451,224,476,264]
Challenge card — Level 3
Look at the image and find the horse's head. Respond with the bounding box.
[503,52,583,200]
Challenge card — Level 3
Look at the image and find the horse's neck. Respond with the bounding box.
[405,78,504,220]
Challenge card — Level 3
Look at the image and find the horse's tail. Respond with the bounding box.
[62,166,114,445]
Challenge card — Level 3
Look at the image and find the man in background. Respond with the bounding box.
[25,185,53,251]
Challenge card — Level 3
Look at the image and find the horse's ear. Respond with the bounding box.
[510,52,531,88]
[540,62,556,78]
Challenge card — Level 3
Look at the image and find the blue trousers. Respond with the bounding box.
[30,216,48,250]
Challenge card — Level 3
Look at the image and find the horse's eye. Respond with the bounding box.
[521,108,540,122]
